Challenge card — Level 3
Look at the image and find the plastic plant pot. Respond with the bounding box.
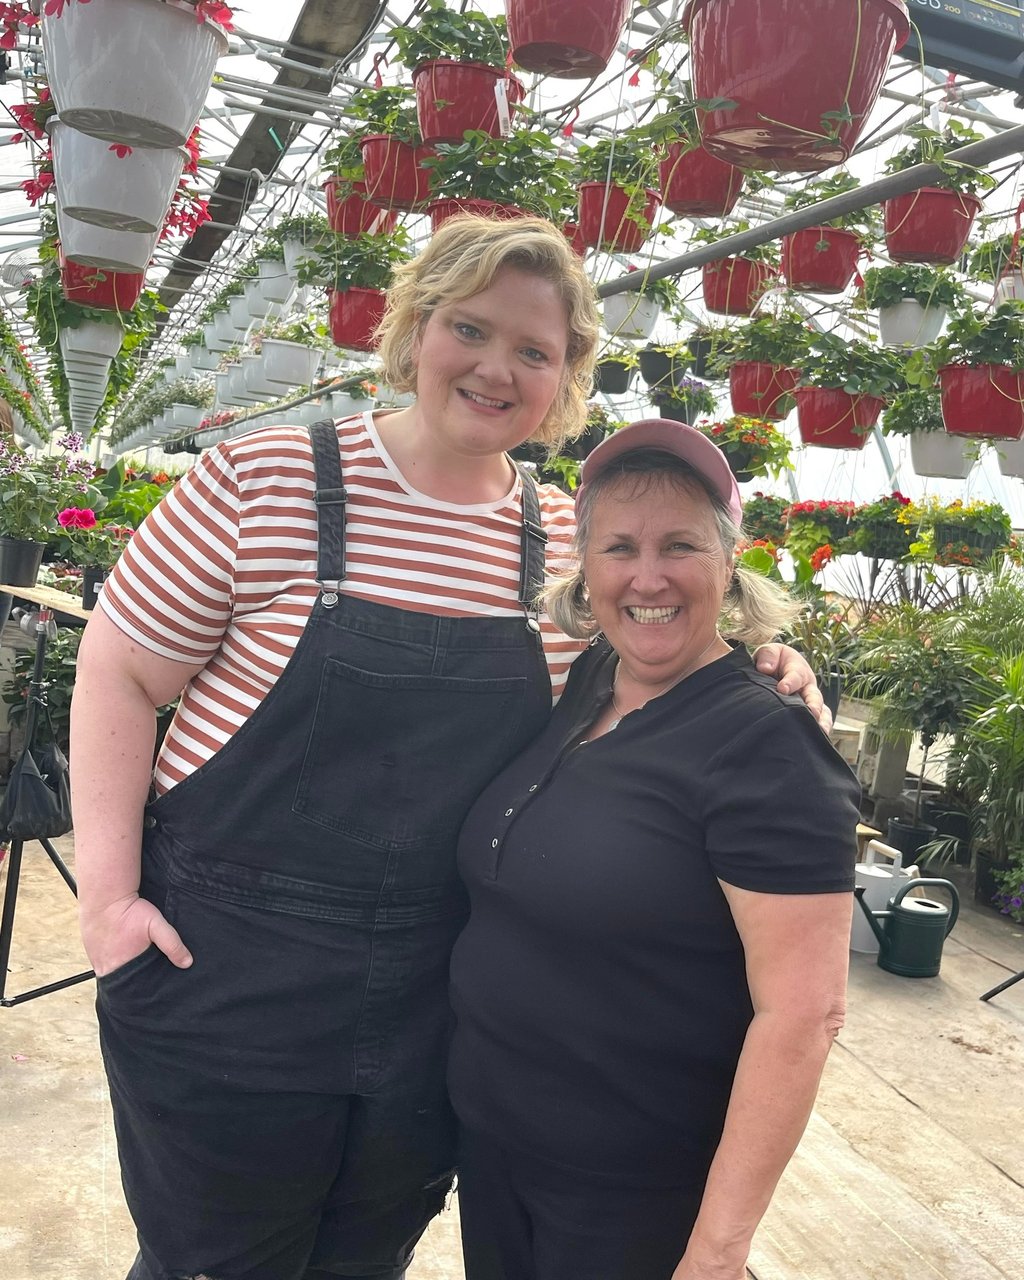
[427,198,529,233]
[877,300,947,349]
[507,0,629,77]
[658,143,743,218]
[908,430,974,480]
[323,179,398,236]
[701,258,776,316]
[412,60,524,146]
[795,387,883,449]
[577,182,661,253]
[360,135,433,211]
[602,293,660,340]
[60,257,144,310]
[728,362,798,421]
[57,207,158,273]
[781,226,861,293]
[938,364,1024,440]
[59,320,124,360]
[329,287,387,353]
[883,189,983,266]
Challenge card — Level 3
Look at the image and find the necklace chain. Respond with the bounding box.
[608,632,724,726]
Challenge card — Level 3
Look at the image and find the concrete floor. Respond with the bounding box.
[2,835,1023,1280]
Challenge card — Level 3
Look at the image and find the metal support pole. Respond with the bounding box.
[597,124,1024,297]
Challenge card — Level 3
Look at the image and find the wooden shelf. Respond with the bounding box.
[0,582,92,622]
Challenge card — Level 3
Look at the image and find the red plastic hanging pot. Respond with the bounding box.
[683,0,910,172]
[658,143,743,218]
[729,362,798,421]
[562,221,587,257]
[328,287,387,353]
[412,60,524,146]
[938,364,1024,440]
[507,0,630,77]
[427,198,529,233]
[795,387,883,449]
[324,180,397,236]
[883,188,983,265]
[701,258,775,316]
[577,182,661,253]
[781,227,861,293]
[360,135,433,211]
[60,255,145,311]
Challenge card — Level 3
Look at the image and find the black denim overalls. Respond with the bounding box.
[97,422,553,1280]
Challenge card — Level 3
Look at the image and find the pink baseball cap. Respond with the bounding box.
[577,418,743,524]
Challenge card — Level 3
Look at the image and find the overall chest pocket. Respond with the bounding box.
[293,659,528,851]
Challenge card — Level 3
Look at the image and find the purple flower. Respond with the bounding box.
[57,431,86,453]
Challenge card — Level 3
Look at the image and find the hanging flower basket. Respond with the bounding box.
[261,339,321,389]
[427,197,528,232]
[42,0,229,148]
[701,257,775,316]
[594,357,634,395]
[781,227,861,293]
[360,135,433,211]
[638,346,691,390]
[602,293,660,340]
[938,364,1024,440]
[412,61,524,146]
[58,208,157,273]
[932,522,1005,568]
[257,258,295,305]
[59,321,124,360]
[995,437,1024,479]
[577,182,661,254]
[507,0,630,77]
[795,387,883,449]
[729,362,798,421]
[60,257,144,311]
[658,143,743,218]
[908,430,974,480]
[877,299,947,349]
[683,0,910,171]
[50,119,187,232]
[324,179,397,236]
[329,287,387,353]
[883,189,983,265]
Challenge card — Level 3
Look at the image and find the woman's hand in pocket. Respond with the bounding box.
[81,893,193,977]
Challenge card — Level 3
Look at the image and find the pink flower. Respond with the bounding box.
[57,507,97,530]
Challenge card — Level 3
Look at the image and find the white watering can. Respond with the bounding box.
[851,840,919,954]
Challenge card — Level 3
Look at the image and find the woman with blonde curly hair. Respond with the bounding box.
[70,216,821,1280]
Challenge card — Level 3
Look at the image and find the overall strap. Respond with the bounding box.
[307,420,347,605]
[514,463,548,633]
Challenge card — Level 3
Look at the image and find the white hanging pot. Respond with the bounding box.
[995,268,1024,306]
[228,294,252,334]
[602,293,660,340]
[42,0,229,149]
[878,300,947,349]
[50,118,186,232]
[258,258,295,304]
[174,354,192,379]
[282,238,329,279]
[995,436,1024,478]
[244,279,275,320]
[242,355,283,399]
[171,403,206,429]
[909,430,974,480]
[261,338,320,388]
[60,320,124,360]
[203,321,235,354]
[62,351,112,373]
[190,345,221,371]
[58,206,157,273]
[212,310,241,343]
[329,391,365,419]
[216,368,262,408]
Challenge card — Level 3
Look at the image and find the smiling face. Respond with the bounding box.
[411,265,570,462]
[582,473,733,692]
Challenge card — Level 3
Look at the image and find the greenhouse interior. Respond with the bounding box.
[1,1,1023,1278]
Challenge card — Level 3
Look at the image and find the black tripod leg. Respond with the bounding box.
[39,836,78,895]
[0,838,26,1003]
[980,970,1024,1002]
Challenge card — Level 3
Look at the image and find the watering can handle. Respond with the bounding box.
[891,879,960,937]
[864,839,903,872]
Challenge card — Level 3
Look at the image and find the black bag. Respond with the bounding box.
[0,714,73,841]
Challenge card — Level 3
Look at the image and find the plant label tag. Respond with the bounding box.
[494,79,511,136]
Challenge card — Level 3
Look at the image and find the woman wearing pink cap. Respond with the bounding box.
[449,419,859,1280]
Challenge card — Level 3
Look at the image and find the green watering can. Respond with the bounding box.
[854,879,959,978]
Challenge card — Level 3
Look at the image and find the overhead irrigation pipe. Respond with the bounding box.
[597,123,1024,297]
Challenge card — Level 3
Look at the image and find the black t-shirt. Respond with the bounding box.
[448,642,860,1188]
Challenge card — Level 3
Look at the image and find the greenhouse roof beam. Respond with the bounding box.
[879,86,1021,131]
[598,123,1024,297]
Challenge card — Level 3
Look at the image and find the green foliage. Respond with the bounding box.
[881,387,944,436]
[1,629,81,752]
[0,433,104,541]
[345,84,421,144]
[861,264,963,310]
[800,333,906,399]
[423,130,578,220]
[393,0,507,69]
[575,133,658,190]
[741,491,789,545]
[967,232,1019,284]
[699,414,793,479]
[782,171,880,237]
[690,222,780,266]
[301,229,412,292]
[884,121,997,196]
[714,313,810,368]
[321,133,365,186]
[269,212,331,246]
[931,303,1024,371]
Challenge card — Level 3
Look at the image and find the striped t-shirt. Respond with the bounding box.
[100,413,587,795]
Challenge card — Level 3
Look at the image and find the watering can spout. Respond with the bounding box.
[853,885,888,948]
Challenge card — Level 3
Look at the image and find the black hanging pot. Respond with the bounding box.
[638,345,690,390]
[653,397,696,424]
[687,334,733,380]
[594,357,634,395]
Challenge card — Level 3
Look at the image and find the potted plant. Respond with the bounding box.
[968,226,1024,305]
[603,270,679,341]
[683,0,910,171]
[642,94,744,219]
[795,335,904,449]
[269,212,333,278]
[308,231,412,353]
[255,318,325,390]
[697,415,793,482]
[393,0,521,146]
[783,595,859,718]
[850,492,914,562]
[931,304,1024,441]
[781,173,879,293]
[423,128,577,228]
[882,386,975,479]
[637,340,692,391]
[783,499,857,563]
[695,224,779,317]
[650,375,716,423]
[320,133,396,237]
[741,491,789,546]
[53,506,135,608]
[861,264,962,348]
[686,323,734,380]
[575,134,662,253]
[716,312,809,420]
[926,497,1013,569]
[882,122,996,265]
[506,0,629,78]
[343,84,435,212]
[594,344,637,395]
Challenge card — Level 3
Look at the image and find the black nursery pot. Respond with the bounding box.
[638,345,691,390]
[886,816,938,865]
[81,566,110,611]
[594,358,634,396]
[687,335,733,380]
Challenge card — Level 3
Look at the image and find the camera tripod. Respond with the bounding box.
[0,606,94,1006]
